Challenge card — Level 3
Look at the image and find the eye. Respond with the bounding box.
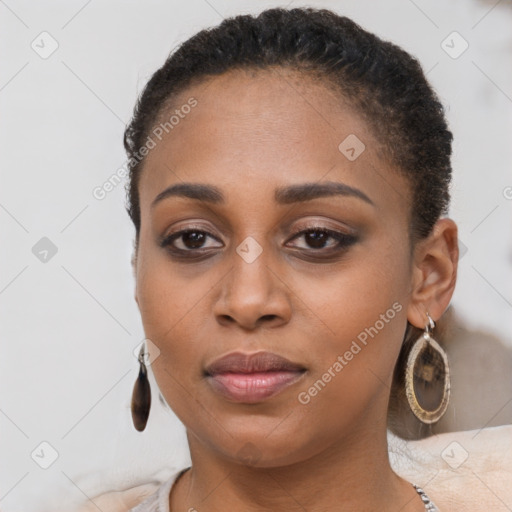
[286,227,357,251]
[159,225,357,260]
[160,228,223,254]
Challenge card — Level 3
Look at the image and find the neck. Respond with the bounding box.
[170,422,425,512]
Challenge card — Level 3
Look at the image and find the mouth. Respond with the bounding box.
[204,351,307,403]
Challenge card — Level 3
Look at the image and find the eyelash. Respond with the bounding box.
[159,225,358,259]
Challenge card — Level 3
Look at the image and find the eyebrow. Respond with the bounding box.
[151,181,374,209]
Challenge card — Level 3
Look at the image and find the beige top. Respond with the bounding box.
[127,470,440,511]
[128,468,188,512]
[77,425,512,511]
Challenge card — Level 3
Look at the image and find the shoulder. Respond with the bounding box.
[74,468,183,512]
[390,425,512,511]
[73,483,160,512]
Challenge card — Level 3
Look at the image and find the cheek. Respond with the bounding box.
[136,259,209,424]
[292,243,410,399]
[298,246,409,343]
[135,240,198,336]
[135,251,195,385]
[135,243,222,387]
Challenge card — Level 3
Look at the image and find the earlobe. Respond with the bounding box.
[407,218,459,327]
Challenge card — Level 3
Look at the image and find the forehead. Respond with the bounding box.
[149,68,367,168]
[138,68,409,213]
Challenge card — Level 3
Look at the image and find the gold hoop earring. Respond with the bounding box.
[405,313,450,424]
[131,343,151,432]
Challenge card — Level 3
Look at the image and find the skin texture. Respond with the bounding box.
[133,68,459,511]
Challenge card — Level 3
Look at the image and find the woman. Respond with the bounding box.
[87,7,509,511]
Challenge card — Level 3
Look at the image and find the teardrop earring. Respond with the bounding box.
[131,343,151,432]
[405,313,450,424]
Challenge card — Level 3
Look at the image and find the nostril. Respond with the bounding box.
[218,314,235,325]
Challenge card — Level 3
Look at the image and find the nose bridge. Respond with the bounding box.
[229,235,274,304]
[215,234,290,328]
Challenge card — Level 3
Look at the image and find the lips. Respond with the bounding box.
[205,351,305,375]
[204,351,306,403]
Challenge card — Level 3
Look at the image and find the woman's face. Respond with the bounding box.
[134,68,417,466]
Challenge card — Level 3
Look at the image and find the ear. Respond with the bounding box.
[131,246,139,307]
[407,217,459,328]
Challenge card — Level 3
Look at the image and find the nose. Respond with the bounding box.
[213,243,292,331]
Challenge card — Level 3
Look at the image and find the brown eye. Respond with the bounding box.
[160,229,223,253]
[288,228,357,251]
[303,230,332,249]
[179,231,207,249]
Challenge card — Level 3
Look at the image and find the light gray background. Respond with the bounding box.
[1,0,511,510]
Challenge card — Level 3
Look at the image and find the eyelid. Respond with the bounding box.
[162,217,355,238]
[286,226,358,249]
[286,218,358,238]
[288,226,354,240]
[158,221,222,244]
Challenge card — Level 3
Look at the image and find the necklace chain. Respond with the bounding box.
[412,483,439,511]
